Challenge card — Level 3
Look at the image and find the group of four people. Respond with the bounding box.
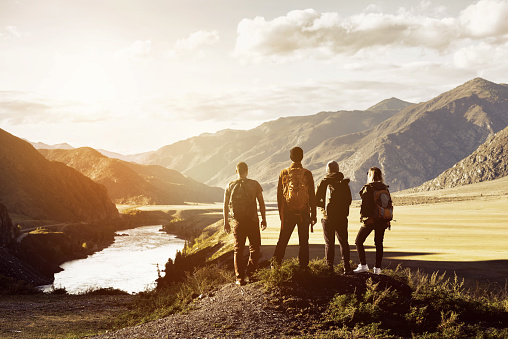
[223,147,392,286]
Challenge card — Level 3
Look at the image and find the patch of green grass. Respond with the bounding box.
[255,260,508,338]
[80,287,130,296]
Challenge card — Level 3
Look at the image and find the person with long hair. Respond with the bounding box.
[353,166,392,275]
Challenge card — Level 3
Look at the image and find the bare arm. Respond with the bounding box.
[307,171,317,225]
[257,192,267,231]
[223,189,231,233]
[276,171,284,220]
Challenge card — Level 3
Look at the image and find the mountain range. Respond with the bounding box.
[123,78,508,198]
[409,124,508,192]
[127,97,414,198]
[0,128,118,222]
[38,147,223,205]
[14,77,508,207]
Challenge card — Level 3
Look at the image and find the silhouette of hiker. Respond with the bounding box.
[223,162,267,286]
[272,147,316,268]
[315,161,353,274]
[354,166,393,275]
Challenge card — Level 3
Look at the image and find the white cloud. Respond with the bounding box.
[117,40,152,59]
[0,25,26,40]
[138,78,437,125]
[458,0,508,39]
[0,91,114,124]
[454,42,508,68]
[234,1,508,63]
[165,30,220,59]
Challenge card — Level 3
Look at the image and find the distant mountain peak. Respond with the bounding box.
[452,77,507,99]
[367,97,414,112]
[27,140,74,150]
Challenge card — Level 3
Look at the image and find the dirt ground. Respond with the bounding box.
[0,294,133,339]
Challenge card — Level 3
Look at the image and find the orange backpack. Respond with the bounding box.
[282,167,309,212]
[371,189,393,222]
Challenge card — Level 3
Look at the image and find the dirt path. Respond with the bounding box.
[91,282,312,339]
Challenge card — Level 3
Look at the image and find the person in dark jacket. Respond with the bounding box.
[353,166,392,275]
[315,161,353,274]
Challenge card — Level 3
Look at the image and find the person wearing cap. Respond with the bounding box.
[272,147,317,268]
[315,161,353,274]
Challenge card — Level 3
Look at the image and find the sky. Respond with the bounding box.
[1,0,508,155]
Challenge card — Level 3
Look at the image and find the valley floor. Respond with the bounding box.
[2,187,506,338]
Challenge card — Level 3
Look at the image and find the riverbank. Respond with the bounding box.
[1,206,182,289]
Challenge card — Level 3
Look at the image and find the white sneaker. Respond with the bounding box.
[373,267,382,275]
[353,264,369,273]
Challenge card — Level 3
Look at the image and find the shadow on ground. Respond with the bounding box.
[257,244,508,287]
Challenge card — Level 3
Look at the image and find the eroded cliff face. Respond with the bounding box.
[0,203,14,247]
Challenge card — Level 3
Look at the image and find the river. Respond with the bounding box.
[40,225,185,294]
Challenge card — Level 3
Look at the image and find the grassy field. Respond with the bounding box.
[131,177,508,287]
[257,196,507,286]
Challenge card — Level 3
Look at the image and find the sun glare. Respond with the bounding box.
[59,62,117,103]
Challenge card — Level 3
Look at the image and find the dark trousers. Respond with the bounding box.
[232,219,261,281]
[273,213,309,267]
[355,221,386,268]
[322,217,351,270]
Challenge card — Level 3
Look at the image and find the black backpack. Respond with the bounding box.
[229,179,250,220]
[327,178,352,217]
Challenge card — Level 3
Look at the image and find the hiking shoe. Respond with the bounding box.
[344,268,354,275]
[373,267,382,275]
[235,279,246,286]
[353,264,369,273]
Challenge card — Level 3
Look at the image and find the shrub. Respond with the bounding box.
[0,274,42,295]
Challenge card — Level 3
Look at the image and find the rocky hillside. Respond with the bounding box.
[129,98,413,196]
[38,147,223,205]
[129,78,508,198]
[0,128,118,222]
[0,203,14,246]
[409,124,508,191]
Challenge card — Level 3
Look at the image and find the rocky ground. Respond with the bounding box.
[91,273,411,339]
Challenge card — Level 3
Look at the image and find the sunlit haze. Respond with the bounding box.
[1,0,508,154]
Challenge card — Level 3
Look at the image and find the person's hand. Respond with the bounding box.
[310,216,317,233]
[224,220,231,234]
[261,219,267,231]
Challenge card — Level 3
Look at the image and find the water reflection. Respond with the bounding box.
[42,225,185,294]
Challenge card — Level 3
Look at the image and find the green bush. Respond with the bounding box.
[255,261,508,338]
